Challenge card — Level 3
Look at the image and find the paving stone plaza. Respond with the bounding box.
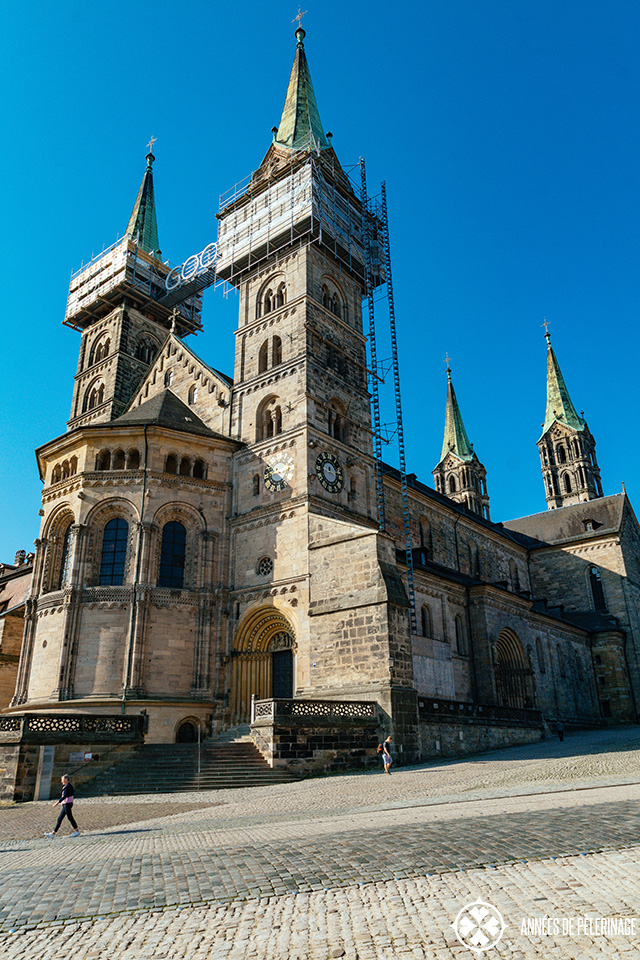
[1,727,639,959]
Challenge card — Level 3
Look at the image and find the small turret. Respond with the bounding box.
[537,324,603,509]
[432,357,490,519]
[125,141,161,258]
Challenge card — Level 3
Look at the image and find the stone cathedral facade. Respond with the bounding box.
[4,28,640,760]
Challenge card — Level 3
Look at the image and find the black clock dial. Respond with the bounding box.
[264,454,294,493]
[315,452,344,493]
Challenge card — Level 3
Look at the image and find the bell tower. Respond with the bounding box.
[65,146,203,431]
[218,24,377,521]
[432,360,490,519]
[537,326,603,509]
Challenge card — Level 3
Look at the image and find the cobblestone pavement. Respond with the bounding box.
[2,727,640,959]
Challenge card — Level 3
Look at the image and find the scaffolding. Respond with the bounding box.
[359,162,418,634]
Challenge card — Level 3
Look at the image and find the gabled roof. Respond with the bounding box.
[113,390,223,439]
[437,370,474,465]
[274,27,329,153]
[542,331,584,436]
[504,493,626,546]
[125,151,160,257]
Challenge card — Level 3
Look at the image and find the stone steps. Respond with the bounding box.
[80,740,301,797]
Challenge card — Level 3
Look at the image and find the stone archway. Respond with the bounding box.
[231,608,297,723]
[494,628,536,709]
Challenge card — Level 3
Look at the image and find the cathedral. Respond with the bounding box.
[2,25,639,773]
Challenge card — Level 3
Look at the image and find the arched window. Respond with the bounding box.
[84,381,105,412]
[419,516,431,562]
[193,459,205,479]
[95,449,111,471]
[573,439,581,458]
[179,457,191,476]
[113,449,126,470]
[165,455,178,474]
[159,521,186,588]
[61,461,70,480]
[589,566,606,611]
[257,397,282,441]
[421,604,432,637]
[52,464,62,484]
[164,370,173,387]
[258,340,269,373]
[448,475,457,494]
[127,449,140,469]
[275,282,286,308]
[69,456,78,475]
[99,518,128,586]
[563,472,572,493]
[89,336,111,366]
[328,400,347,443]
[58,524,74,589]
[253,473,260,496]
[272,336,282,367]
[188,385,198,405]
[137,339,157,364]
[455,615,467,655]
[557,445,566,464]
[536,637,546,673]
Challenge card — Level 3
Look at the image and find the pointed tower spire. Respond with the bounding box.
[125,142,160,257]
[433,357,490,519]
[440,356,474,462]
[542,324,583,433]
[273,24,329,152]
[537,323,603,509]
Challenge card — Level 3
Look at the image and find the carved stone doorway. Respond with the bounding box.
[231,610,297,722]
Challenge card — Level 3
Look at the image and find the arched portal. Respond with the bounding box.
[231,608,297,722]
[494,628,536,709]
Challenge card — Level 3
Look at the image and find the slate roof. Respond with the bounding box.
[113,390,225,439]
[504,494,626,547]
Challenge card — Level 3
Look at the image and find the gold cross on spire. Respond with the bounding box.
[541,318,550,336]
[147,135,157,154]
[444,353,452,378]
[293,6,308,27]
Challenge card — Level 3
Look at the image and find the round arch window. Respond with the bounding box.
[257,556,273,577]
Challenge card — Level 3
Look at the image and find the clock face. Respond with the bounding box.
[315,452,344,493]
[264,453,294,493]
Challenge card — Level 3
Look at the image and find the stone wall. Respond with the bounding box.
[251,720,380,774]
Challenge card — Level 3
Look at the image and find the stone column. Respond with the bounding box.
[191,531,217,699]
[126,522,155,697]
[54,523,87,700]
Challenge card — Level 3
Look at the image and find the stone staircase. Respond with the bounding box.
[80,728,302,797]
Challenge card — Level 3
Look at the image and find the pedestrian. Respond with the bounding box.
[555,720,565,742]
[44,775,80,838]
[381,735,393,774]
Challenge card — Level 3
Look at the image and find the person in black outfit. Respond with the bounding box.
[44,775,80,838]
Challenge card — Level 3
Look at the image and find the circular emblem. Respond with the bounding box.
[315,452,344,493]
[452,899,505,954]
[264,453,294,493]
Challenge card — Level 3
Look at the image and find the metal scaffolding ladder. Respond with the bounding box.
[359,160,417,634]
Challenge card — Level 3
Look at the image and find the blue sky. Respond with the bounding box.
[2,1,639,560]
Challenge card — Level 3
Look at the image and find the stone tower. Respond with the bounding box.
[217,26,416,739]
[432,361,490,519]
[65,149,203,431]
[538,328,602,509]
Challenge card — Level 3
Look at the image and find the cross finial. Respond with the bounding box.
[170,307,180,334]
[293,6,308,27]
[541,318,551,341]
[444,353,452,378]
[147,135,157,154]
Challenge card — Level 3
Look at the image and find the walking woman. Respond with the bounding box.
[44,775,80,838]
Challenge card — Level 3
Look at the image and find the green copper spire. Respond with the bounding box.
[440,360,474,463]
[125,145,160,257]
[542,327,584,434]
[274,26,329,152]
